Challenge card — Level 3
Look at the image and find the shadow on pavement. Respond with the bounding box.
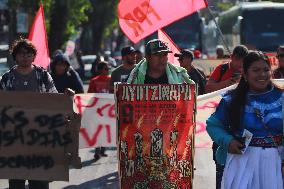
[69,147,118,170]
[63,172,119,189]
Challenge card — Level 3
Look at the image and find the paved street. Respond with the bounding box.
[0,84,216,189]
[0,147,215,189]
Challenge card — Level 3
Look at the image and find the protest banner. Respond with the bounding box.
[195,85,236,148]
[73,80,284,150]
[115,83,196,189]
[0,92,80,181]
[73,93,116,148]
[118,0,208,43]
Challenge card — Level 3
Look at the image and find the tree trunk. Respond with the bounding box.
[48,0,69,54]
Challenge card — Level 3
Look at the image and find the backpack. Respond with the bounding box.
[217,63,229,82]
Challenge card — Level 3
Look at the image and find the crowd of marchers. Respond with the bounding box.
[2,36,284,189]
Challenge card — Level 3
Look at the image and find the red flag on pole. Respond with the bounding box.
[158,29,180,66]
[118,0,208,43]
[28,3,50,68]
[118,0,150,22]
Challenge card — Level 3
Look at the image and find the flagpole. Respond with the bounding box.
[205,2,231,55]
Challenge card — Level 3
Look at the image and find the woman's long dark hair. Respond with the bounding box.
[228,51,280,133]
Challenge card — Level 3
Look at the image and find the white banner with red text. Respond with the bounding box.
[74,79,284,148]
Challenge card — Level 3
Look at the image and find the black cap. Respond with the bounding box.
[121,46,135,57]
[145,39,172,55]
[174,49,194,60]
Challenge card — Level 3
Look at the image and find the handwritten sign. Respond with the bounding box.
[0,92,80,181]
[73,93,116,148]
[116,84,196,189]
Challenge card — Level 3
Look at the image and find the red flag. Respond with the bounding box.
[118,0,150,22]
[28,3,50,68]
[158,29,180,66]
[119,0,208,43]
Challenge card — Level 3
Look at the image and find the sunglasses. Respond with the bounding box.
[277,54,284,58]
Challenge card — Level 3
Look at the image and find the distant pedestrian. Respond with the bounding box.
[91,54,103,77]
[88,61,111,93]
[75,50,85,79]
[273,45,284,78]
[175,49,206,95]
[110,46,136,92]
[0,38,58,189]
[50,53,84,93]
[216,45,226,59]
[88,61,111,161]
[135,49,143,64]
[104,50,117,68]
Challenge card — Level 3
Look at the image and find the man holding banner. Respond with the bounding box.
[0,38,57,189]
[127,39,193,84]
[118,39,195,188]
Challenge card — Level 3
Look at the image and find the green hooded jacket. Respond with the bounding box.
[127,58,195,84]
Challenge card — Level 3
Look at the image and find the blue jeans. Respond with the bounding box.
[9,179,49,189]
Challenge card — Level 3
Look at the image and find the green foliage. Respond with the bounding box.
[8,0,90,51]
[216,2,234,12]
[48,0,90,51]
[65,0,90,37]
[267,0,284,2]
[86,0,119,53]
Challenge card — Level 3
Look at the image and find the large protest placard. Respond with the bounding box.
[115,83,196,189]
[0,92,80,181]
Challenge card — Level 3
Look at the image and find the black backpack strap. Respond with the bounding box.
[217,63,229,82]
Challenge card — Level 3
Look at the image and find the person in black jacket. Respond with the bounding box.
[50,53,84,93]
[175,49,206,95]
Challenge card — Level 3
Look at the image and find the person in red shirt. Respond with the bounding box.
[205,45,249,93]
[88,61,110,161]
[88,61,111,93]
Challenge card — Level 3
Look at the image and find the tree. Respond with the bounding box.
[8,0,52,43]
[8,0,90,53]
[80,0,118,54]
[48,0,90,53]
